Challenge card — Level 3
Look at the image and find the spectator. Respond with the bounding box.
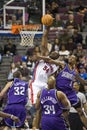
[72,43,86,58]
[15,9,23,25]
[59,29,70,44]
[7,62,18,81]
[74,0,86,14]
[83,9,87,23]
[74,0,87,25]
[84,56,87,72]
[66,37,75,54]
[19,61,30,81]
[51,1,59,17]
[68,81,87,130]
[68,5,75,14]
[58,0,66,7]
[26,46,35,56]
[77,56,85,70]
[85,35,87,48]
[65,14,78,29]
[46,2,52,14]
[12,15,17,25]
[79,65,87,80]
[0,18,2,28]
[72,29,83,46]
[51,37,60,52]
[4,40,16,56]
[25,8,29,24]
[27,56,35,78]
[52,14,65,29]
[15,9,22,21]
[59,44,70,59]
[65,14,78,34]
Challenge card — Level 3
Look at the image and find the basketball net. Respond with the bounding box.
[19,25,39,47]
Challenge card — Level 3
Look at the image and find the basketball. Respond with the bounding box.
[41,14,54,26]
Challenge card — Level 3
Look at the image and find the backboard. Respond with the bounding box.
[0,0,46,36]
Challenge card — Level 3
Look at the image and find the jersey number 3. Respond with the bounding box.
[44,105,55,114]
[14,87,25,95]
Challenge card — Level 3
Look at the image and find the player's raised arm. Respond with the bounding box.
[41,26,50,56]
[41,14,54,56]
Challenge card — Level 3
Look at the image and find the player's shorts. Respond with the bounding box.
[3,104,26,127]
[41,116,68,130]
[30,83,47,104]
[66,89,79,106]
[58,87,79,111]
[0,119,25,128]
[58,88,78,106]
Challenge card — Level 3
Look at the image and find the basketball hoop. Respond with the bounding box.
[12,24,40,46]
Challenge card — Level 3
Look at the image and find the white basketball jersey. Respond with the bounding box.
[31,60,58,87]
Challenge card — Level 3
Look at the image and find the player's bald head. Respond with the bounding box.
[47,76,56,89]
[49,51,59,60]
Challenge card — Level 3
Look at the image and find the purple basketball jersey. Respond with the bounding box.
[40,89,67,130]
[7,78,28,105]
[56,64,78,106]
[3,78,29,127]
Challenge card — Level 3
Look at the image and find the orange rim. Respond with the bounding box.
[12,24,40,34]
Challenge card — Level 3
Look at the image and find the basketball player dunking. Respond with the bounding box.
[29,26,59,105]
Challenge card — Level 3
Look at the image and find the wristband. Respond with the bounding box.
[11,115,14,119]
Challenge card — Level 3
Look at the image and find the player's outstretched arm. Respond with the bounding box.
[36,55,65,67]
[75,73,87,85]
[45,57,65,67]
[0,81,13,98]
[41,26,50,56]
[0,111,20,123]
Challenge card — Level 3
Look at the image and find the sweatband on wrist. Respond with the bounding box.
[11,115,14,119]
